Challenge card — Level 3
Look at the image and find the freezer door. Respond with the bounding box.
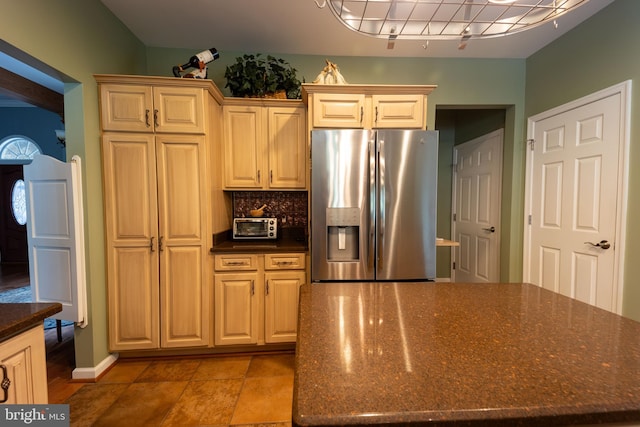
[311,130,375,281]
[377,130,438,280]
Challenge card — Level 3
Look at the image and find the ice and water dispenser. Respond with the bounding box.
[326,207,360,262]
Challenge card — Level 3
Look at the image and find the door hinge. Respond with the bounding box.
[453,213,457,221]
[527,139,535,150]
[528,214,532,225]
[452,262,456,270]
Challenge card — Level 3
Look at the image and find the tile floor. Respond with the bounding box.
[64,353,295,427]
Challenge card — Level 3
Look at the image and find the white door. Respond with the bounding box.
[452,129,503,282]
[524,81,630,313]
[24,154,87,327]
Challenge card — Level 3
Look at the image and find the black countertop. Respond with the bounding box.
[210,227,308,253]
[0,302,63,342]
[293,282,640,426]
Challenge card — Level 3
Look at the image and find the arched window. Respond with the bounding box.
[0,136,42,160]
[0,136,42,227]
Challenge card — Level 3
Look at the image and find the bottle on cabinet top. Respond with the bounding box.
[172,48,219,79]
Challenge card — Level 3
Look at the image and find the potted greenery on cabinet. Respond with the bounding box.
[224,54,301,99]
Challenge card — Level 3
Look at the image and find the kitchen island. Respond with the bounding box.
[293,282,640,426]
[1,302,62,404]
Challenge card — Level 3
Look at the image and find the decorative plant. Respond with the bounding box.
[224,54,301,99]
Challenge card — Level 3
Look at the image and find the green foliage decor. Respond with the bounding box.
[224,54,301,99]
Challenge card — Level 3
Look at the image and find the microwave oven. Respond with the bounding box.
[233,218,278,240]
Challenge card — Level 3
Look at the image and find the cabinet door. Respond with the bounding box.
[214,273,260,345]
[264,271,305,343]
[372,94,425,129]
[100,84,154,132]
[102,133,160,351]
[268,107,307,189]
[223,106,265,188]
[0,325,48,404]
[153,87,205,134]
[311,93,365,128]
[156,135,210,348]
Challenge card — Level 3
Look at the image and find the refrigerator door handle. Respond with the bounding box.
[378,138,385,272]
[368,137,376,270]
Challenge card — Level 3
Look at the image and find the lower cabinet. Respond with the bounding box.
[214,253,305,346]
[0,325,48,404]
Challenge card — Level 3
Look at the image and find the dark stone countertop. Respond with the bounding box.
[210,227,308,253]
[0,302,63,342]
[293,282,640,426]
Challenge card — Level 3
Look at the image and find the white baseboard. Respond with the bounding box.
[72,353,119,380]
[435,277,451,282]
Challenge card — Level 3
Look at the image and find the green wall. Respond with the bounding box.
[2,0,637,372]
[147,48,527,282]
[0,0,145,369]
[526,0,640,320]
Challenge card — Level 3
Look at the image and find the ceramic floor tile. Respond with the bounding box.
[160,378,244,426]
[66,383,129,427]
[230,375,294,425]
[246,353,295,378]
[98,360,150,383]
[135,358,201,382]
[92,381,189,427]
[193,355,251,380]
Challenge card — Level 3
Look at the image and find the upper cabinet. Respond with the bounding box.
[97,75,224,134]
[302,84,437,130]
[223,98,307,190]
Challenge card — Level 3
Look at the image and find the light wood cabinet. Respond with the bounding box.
[100,84,205,134]
[223,99,306,189]
[0,325,48,404]
[302,84,437,130]
[97,75,224,352]
[214,252,305,346]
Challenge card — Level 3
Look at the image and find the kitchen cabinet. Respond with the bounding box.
[214,252,305,346]
[302,84,437,130]
[97,75,224,352]
[0,325,48,404]
[222,99,307,189]
[100,83,205,134]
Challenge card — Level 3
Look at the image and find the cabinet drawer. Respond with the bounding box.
[214,254,259,271]
[264,253,305,270]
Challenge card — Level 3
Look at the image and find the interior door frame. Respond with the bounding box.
[523,80,631,314]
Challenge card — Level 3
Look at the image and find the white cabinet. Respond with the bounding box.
[214,253,305,346]
[0,325,48,404]
[223,99,307,189]
[302,84,437,130]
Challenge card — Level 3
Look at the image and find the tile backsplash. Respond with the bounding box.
[232,191,308,228]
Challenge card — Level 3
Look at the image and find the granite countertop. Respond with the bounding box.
[293,282,640,426]
[210,227,308,253]
[0,302,63,342]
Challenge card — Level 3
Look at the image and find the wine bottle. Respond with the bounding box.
[172,48,219,78]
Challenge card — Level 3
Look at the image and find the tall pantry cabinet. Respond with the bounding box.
[96,75,224,352]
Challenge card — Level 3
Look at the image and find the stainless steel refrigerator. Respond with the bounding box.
[311,129,438,282]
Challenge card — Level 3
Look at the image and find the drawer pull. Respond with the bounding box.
[276,261,294,266]
[1,364,10,403]
[225,261,248,266]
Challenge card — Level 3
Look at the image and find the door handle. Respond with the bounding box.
[150,236,155,252]
[1,365,10,403]
[482,226,496,233]
[585,240,611,250]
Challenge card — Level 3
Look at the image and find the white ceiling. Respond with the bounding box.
[0,0,616,108]
[100,0,614,59]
